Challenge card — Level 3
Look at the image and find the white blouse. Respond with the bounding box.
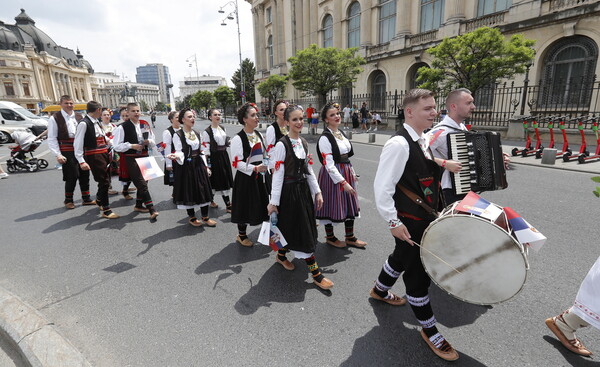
[171,130,208,167]
[230,130,266,177]
[317,128,353,184]
[162,127,181,168]
[269,138,320,206]
[200,126,228,157]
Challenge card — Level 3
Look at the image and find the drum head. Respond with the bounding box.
[421,215,527,305]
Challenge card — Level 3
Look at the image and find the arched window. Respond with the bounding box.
[379,0,396,44]
[540,36,598,108]
[420,0,445,32]
[267,35,274,68]
[347,2,361,48]
[407,62,429,89]
[323,14,333,48]
[371,71,387,111]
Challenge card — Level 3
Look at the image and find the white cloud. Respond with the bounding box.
[0,0,256,97]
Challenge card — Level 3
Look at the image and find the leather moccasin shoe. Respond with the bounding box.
[326,237,346,248]
[202,218,217,227]
[108,189,118,195]
[133,206,149,213]
[369,288,406,306]
[149,211,159,220]
[65,202,75,209]
[545,317,593,356]
[236,235,253,247]
[82,200,97,206]
[275,257,295,271]
[420,329,459,361]
[209,201,219,208]
[313,276,334,290]
[346,237,367,248]
[102,212,120,219]
[189,218,203,227]
[122,192,133,200]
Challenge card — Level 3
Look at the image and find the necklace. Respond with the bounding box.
[247,132,259,145]
[332,130,344,140]
[280,125,289,135]
[185,130,196,141]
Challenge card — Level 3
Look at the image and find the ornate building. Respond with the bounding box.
[247,0,600,120]
[178,75,228,99]
[0,9,94,112]
[91,72,161,111]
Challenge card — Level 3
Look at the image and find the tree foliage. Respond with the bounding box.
[213,86,236,110]
[138,100,149,112]
[288,44,365,107]
[231,58,256,103]
[154,101,167,112]
[176,94,194,110]
[190,90,215,111]
[417,27,535,96]
[256,74,289,104]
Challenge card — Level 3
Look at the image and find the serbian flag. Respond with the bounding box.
[156,142,167,156]
[135,156,164,181]
[504,206,546,252]
[258,221,288,251]
[248,142,264,164]
[456,191,503,221]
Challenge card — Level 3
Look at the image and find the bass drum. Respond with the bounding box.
[420,202,528,305]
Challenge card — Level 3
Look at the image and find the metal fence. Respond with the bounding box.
[262,76,600,130]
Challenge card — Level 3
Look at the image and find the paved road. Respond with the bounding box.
[0,115,599,366]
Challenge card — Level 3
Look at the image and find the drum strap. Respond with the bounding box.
[396,184,439,217]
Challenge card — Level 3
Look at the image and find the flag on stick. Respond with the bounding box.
[503,206,547,252]
[135,156,164,181]
[456,191,503,221]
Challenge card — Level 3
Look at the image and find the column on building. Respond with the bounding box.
[361,1,372,46]
[302,0,310,49]
[333,0,342,49]
[252,6,263,73]
[275,0,285,66]
[309,0,318,45]
[396,0,412,36]
[445,0,465,24]
[294,0,303,53]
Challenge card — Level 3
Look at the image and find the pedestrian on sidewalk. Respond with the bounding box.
[315,102,367,249]
[0,164,9,179]
[342,104,352,130]
[351,104,360,133]
[201,108,234,212]
[360,102,369,132]
[370,111,381,132]
[267,105,333,290]
[230,103,270,247]
[167,108,215,227]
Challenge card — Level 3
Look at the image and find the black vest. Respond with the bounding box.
[82,117,99,148]
[205,126,230,153]
[236,129,266,161]
[316,128,354,165]
[121,120,146,155]
[280,136,309,180]
[270,122,285,143]
[166,126,176,153]
[175,129,202,159]
[393,126,443,220]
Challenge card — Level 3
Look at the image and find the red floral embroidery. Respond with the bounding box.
[321,152,331,165]
[307,154,314,165]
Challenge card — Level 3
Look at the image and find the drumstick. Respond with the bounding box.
[413,242,463,275]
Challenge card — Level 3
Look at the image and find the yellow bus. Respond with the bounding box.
[41,104,87,113]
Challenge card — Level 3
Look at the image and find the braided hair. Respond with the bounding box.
[237,102,259,124]
[320,102,340,123]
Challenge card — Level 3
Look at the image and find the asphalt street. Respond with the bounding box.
[0,115,599,366]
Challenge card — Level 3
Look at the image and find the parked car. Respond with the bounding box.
[0,101,48,143]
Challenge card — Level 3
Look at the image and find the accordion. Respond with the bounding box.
[447,131,508,195]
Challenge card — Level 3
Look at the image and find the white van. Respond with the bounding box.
[0,101,48,143]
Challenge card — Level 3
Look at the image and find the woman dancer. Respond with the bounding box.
[267,105,332,290]
[100,109,118,194]
[167,108,216,227]
[265,100,289,156]
[315,102,367,248]
[162,110,180,192]
[201,109,233,212]
[230,103,270,247]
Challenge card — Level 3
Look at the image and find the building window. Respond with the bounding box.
[408,62,429,89]
[266,7,272,24]
[371,71,387,111]
[4,82,15,96]
[22,82,31,96]
[477,0,512,17]
[0,60,5,66]
[539,36,598,108]
[323,14,333,48]
[379,0,396,44]
[420,0,445,32]
[267,35,274,68]
[347,2,361,48]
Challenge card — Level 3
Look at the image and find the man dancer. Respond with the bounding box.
[112,103,159,220]
[117,107,135,200]
[74,101,119,219]
[370,89,459,361]
[47,95,94,209]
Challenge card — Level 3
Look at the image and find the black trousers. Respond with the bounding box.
[124,155,153,205]
[62,151,90,199]
[88,152,111,208]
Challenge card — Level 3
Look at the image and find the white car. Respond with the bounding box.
[0,101,48,143]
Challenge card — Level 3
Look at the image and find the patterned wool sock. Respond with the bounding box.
[64,192,74,203]
[344,219,356,241]
[82,191,91,202]
[222,195,231,207]
[238,224,248,240]
[277,249,288,262]
[373,259,401,298]
[325,224,337,241]
[200,205,209,219]
[304,256,324,282]
[135,198,144,208]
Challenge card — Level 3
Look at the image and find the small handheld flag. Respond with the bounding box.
[504,206,546,252]
[135,157,164,181]
[456,191,503,221]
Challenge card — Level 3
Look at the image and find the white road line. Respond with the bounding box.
[357,195,372,204]
[352,156,379,164]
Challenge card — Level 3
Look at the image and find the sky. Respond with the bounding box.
[0,0,256,97]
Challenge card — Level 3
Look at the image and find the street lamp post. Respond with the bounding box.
[219,0,246,105]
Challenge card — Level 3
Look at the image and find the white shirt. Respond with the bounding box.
[373,123,432,227]
[162,127,181,168]
[269,138,320,206]
[171,130,208,166]
[427,115,467,190]
[74,117,105,164]
[230,130,266,176]
[342,107,351,119]
[47,109,78,157]
[318,128,353,184]
[112,120,156,153]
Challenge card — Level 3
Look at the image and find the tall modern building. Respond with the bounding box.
[135,63,172,104]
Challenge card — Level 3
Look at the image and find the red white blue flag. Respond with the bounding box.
[456,191,503,221]
[258,221,287,251]
[504,206,546,252]
[135,157,164,181]
[248,142,264,164]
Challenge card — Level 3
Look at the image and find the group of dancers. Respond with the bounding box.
[44,91,597,361]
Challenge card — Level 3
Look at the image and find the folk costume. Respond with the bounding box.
[315,127,365,248]
[162,126,180,187]
[372,123,458,361]
[74,115,117,218]
[201,125,233,210]
[171,129,215,226]
[47,109,92,207]
[230,129,270,246]
[265,121,288,168]
[112,119,158,219]
[427,115,468,204]
[100,120,118,177]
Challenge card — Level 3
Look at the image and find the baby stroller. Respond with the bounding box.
[6,130,48,173]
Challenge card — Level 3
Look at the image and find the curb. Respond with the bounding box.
[0,287,91,367]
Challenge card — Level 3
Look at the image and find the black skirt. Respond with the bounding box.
[277,180,317,253]
[163,163,174,186]
[173,156,213,207]
[231,170,270,226]
[209,150,234,192]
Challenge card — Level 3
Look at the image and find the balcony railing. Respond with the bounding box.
[366,43,389,57]
[462,11,507,33]
[549,0,593,11]
[407,29,438,46]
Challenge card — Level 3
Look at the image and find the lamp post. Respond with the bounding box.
[186,54,199,80]
[218,0,246,104]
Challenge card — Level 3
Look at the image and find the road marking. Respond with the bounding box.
[358,195,372,203]
[352,156,378,164]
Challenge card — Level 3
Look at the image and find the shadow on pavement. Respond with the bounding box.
[542,335,598,366]
[340,298,487,366]
[195,241,272,277]
[428,285,489,329]
[138,220,206,256]
[15,206,70,222]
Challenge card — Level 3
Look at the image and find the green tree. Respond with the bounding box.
[417,27,535,97]
[138,100,149,112]
[154,101,167,112]
[288,44,365,107]
[213,86,235,111]
[176,94,194,110]
[256,74,288,107]
[190,90,215,111]
[231,58,256,103]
